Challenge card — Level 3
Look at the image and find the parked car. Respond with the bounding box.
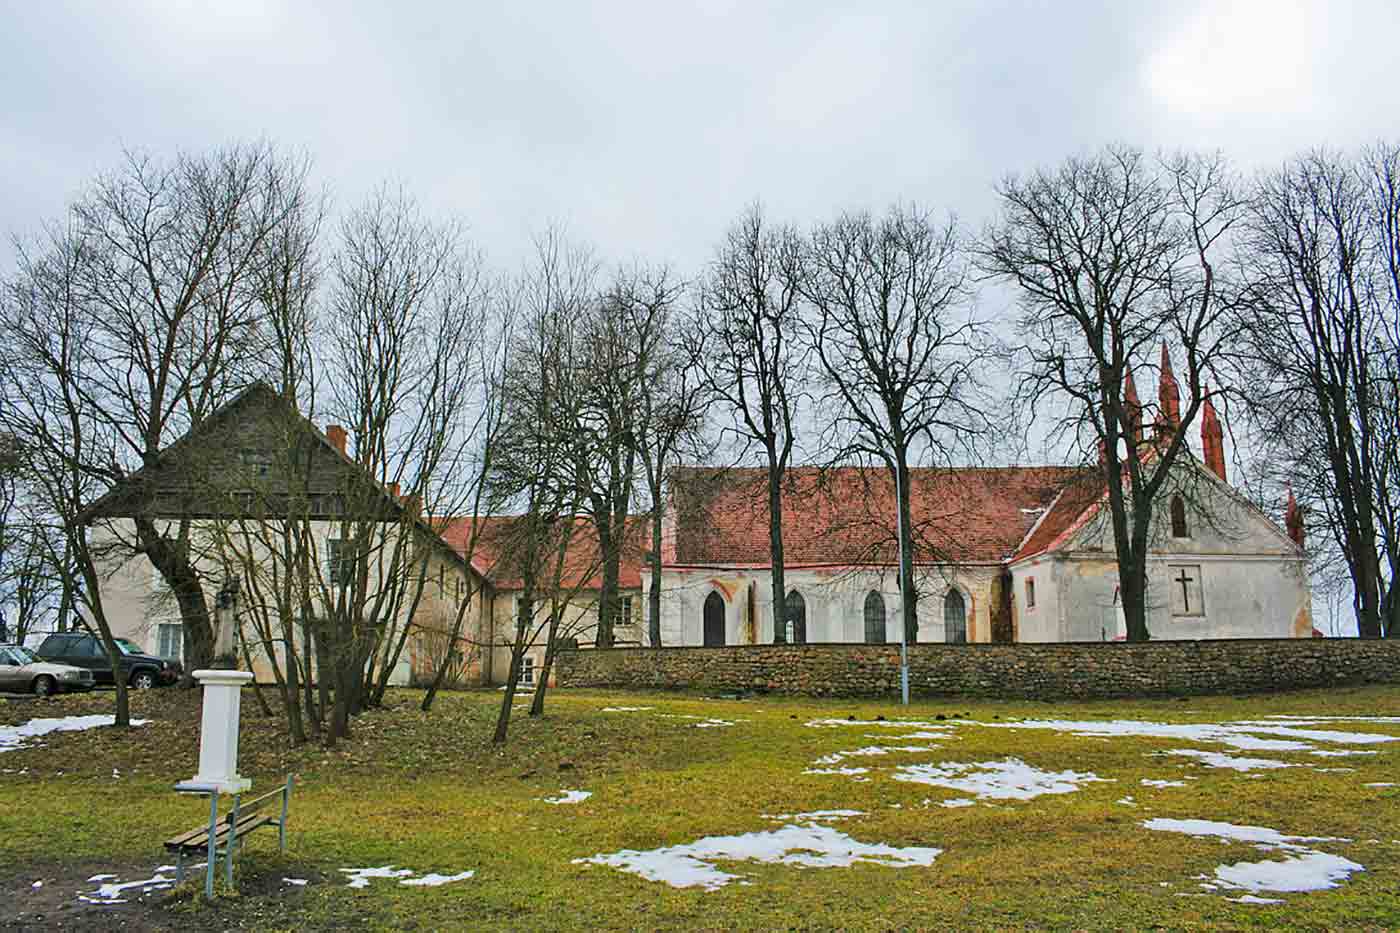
[0,644,96,696]
[35,632,179,689]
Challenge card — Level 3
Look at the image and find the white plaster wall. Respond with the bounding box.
[652,565,998,646]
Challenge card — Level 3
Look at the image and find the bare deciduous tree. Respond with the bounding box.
[982,146,1244,641]
[692,206,807,642]
[1233,144,1400,638]
[800,205,990,643]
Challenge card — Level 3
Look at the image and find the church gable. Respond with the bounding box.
[1039,457,1301,560]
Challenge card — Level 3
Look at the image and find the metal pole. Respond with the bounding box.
[895,457,910,706]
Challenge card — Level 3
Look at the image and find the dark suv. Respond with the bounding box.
[36,633,179,689]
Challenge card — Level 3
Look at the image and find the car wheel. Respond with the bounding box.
[32,675,56,698]
[130,670,156,690]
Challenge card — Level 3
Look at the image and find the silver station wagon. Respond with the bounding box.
[0,644,96,696]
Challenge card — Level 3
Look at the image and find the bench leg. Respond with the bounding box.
[175,850,185,883]
[205,794,218,899]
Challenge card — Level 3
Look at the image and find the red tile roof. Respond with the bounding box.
[436,514,649,592]
[669,466,1096,567]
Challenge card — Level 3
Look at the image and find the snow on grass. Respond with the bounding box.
[342,866,415,888]
[693,718,746,728]
[0,715,149,753]
[1162,749,1294,772]
[979,717,1400,754]
[573,824,941,891]
[803,766,870,776]
[541,789,592,805]
[79,871,175,903]
[810,745,939,767]
[761,809,864,823]
[1140,779,1188,788]
[1144,818,1363,895]
[283,877,309,886]
[400,871,476,887]
[1215,852,1364,893]
[890,758,1109,800]
[1227,894,1284,904]
[340,866,476,888]
[939,798,975,808]
[1309,749,1377,757]
[1365,782,1396,788]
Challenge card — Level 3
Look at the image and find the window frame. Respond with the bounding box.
[1025,577,1037,610]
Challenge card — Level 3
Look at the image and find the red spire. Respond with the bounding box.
[1122,367,1142,448]
[1200,387,1226,482]
[1285,486,1304,548]
[1157,343,1181,438]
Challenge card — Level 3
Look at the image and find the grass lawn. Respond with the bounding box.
[2,683,1399,931]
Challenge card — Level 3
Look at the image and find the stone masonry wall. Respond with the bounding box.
[555,639,1400,700]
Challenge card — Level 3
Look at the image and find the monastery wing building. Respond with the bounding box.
[648,391,1312,647]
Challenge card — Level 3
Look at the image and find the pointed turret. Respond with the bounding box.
[1122,367,1143,449]
[1200,387,1226,482]
[1285,486,1305,548]
[1157,342,1181,439]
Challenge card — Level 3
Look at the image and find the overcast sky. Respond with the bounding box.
[5,0,1398,275]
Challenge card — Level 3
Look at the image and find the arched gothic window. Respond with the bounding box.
[785,590,807,644]
[944,589,967,644]
[1171,495,1189,538]
[703,591,726,647]
[863,591,886,644]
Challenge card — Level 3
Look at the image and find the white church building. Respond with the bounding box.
[646,372,1313,647]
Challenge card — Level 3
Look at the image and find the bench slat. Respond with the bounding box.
[164,814,272,853]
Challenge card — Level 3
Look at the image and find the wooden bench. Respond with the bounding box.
[166,776,293,897]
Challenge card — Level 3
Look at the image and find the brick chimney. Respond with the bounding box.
[1200,388,1226,482]
[1156,342,1180,439]
[1285,487,1305,548]
[326,424,348,455]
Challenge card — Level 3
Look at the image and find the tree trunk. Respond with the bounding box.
[767,457,787,644]
[594,519,617,648]
[421,585,475,713]
[530,613,562,717]
[894,456,918,644]
[135,518,216,680]
[648,491,664,647]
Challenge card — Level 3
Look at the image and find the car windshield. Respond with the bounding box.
[114,638,143,656]
[9,646,38,664]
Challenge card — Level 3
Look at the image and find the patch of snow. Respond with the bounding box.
[1312,767,1356,773]
[762,809,864,823]
[0,715,150,753]
[939,798,975,808]
[693,719,737,728]
[1308,749,1377,758]
[1117,797,1136,806]
[31,881,41,889]
[1144,818,1363,895]
[980,716,1400,755]
[1216,851,1364,893]
[399,871,475,887]
[1140,779,1188,788]
[83,873,175,901]
[1163,749,1294,772]
[806,718,950,730]
[891,758,1109,800]
[601,707,654,712]
[283,877,309,886]
[541,789,592,805]
[87,873,118,882]
[803,766,870,776]
[1365,782,1396,788]
[573,824,941,891]
[341,866,415,888]
[1227,894,1284,904]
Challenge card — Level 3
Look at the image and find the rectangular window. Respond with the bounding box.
[327,539,355,588]
[1168,564,1205,617]
[1025,577,1037,610]
[157,623,183,661]
[239,449,272,478]
[518,655,535,685]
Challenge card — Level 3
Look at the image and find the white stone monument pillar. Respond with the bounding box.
[182,669,254,794]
